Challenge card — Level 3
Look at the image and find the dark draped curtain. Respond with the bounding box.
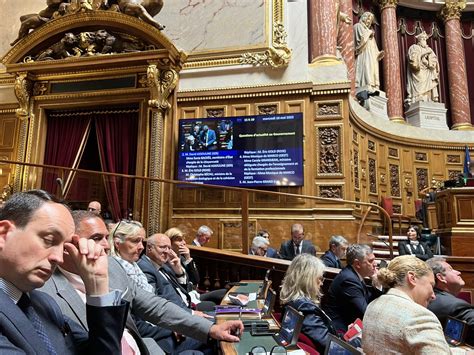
[461,17,474,125]
[42,115,91,195]
[95,112,138,220]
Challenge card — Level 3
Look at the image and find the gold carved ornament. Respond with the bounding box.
[240,22,292,68]
[376,0,398,10]
[14,73,32,119]
[146,65,178,112]
[440,1,466,22]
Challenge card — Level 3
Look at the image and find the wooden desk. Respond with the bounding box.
[218,281,306,354]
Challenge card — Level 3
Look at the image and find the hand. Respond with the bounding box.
[209,320,244,342]
[64,235,109,296]
[168,249,184,275]
[179,244,191,261]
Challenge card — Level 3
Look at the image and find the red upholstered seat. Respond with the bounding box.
[457,291,472,304]
[381,196,411,236]
[297,341,320,355]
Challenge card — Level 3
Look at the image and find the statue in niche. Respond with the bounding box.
[108,0,165,30]
[406,31,440,105]
[354,11,384,93]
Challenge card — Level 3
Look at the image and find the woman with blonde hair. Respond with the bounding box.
[109,219,154,293]
[363,255,451,354]
[280,254,338,354]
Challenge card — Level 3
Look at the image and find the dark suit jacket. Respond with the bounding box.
[287,297,336,354]
[41,257,212,345]
[266,247,279,259]
[279,239,316,261]
[0,288,127,354]
[137,255,192,312]
[322,265,382,331]
[428,288,474,345]
[398,241,433,261]
[181,255,200,289]
[320,250,342,269]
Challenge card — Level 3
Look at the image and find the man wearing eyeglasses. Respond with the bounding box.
[249,236,269,257]
[279,223,316,261]
[40,211,243,355]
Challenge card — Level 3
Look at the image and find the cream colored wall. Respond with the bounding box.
[0,0,44,70]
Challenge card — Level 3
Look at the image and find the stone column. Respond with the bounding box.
[440,1,473,130]
[338,0,355,94]
[378,0,404,122]
[309,0,339,63]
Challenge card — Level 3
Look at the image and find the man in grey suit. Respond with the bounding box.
[40,211,243,354]
[279,223,317,261]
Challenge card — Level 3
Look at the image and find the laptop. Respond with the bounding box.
[325,334,363,355]
[444,316,469,346]
[257,268,272,299]
[261,288,276,317]
[251,306,304,349]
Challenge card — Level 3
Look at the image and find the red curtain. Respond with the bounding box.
[95,112,138,220]
[42,115,91,195]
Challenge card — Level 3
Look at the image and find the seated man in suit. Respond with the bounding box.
[320,235,348,269]
[279,223,316,261]
[41,211,243,354]
[199,125,217,150]
[427,257,474,345]
[138,233,214,353]
[249,236,270,256]
[192,225,213,247]
[322,244,382,331]
[256,229,279,258]
[0,190,127,353]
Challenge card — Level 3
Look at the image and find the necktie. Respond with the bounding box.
[295,244,300,255]
[18,293,57,355]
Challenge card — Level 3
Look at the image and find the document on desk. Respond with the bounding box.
[245,350,306,354]
[224,292,257,302]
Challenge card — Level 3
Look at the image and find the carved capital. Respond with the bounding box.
[146,65,178,113]
[377,0,398,10]
[14,72,32,120]
[440,1,466,22]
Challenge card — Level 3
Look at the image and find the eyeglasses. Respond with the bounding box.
[250,345,287,354]
[112,219,143,238]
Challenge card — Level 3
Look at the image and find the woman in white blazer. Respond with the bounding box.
[362,255,452,354]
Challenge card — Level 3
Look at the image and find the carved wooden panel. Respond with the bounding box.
[199,188,225,203]
[447,155,461,164]
[448,170,462,180]
[253,190,280,203]
[416,168,429,194]
[389,164,401,197]
[257,104,278,115]
[352,130,358,143]
[231,104,251,117]
[368,140,376,152]
[317,126,342,175]
[318,185,343,199]
[354,150,360,190]
[219,219,257,251]
[415,152,427,162]
[388,147,399,158]
[369,158,377,194]
[206,107,225,117]
[315,100,342,119]
[181,108,199,119]
[393,204,402,214]
[0,118,16,149]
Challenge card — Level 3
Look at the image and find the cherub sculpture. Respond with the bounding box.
[108,0,165,30]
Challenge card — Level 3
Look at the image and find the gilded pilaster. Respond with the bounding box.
[440,1,465,22]
[146,65,178,234]
[13,72,33,192]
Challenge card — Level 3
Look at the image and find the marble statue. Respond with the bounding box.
[108,0,165,30]
[406,31,440,105]
[354,12,384,93]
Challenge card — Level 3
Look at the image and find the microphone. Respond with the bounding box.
[56,177,64,199]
